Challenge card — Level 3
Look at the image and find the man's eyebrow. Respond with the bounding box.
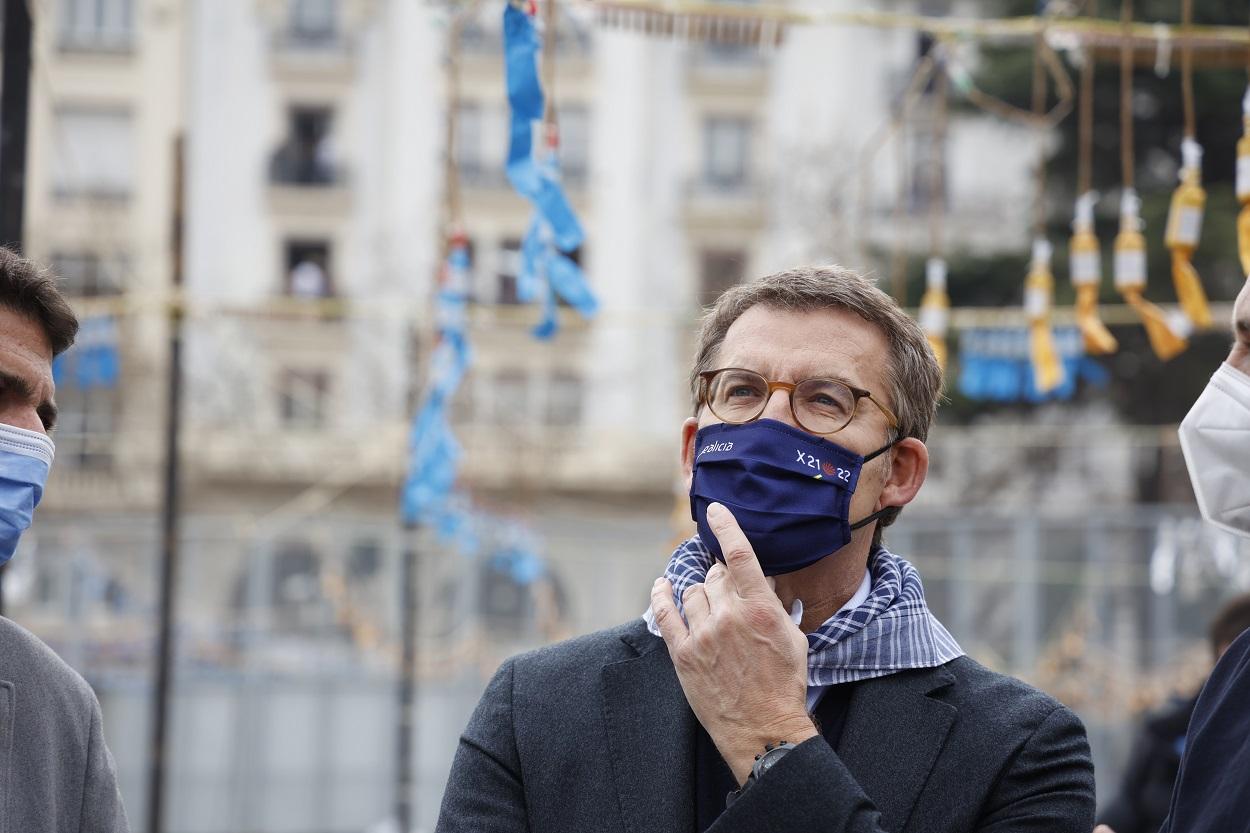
[0,369,57,429]
[0,369,37,401]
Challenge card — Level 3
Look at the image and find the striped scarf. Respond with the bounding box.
[644,535,964,686]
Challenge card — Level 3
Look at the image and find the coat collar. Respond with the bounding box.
[836,665,958,832]
[601,621,958,833]
[600,625,695,833]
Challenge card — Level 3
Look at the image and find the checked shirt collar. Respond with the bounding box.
[643,535,964,686]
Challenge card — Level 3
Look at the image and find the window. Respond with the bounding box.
[288,0,337,45]
[496,238,522,305]
[50,251,127,296]
[450,377,475,425]
[702,116,751,190]
[279,368,331,429]
[284,240,334,298]
[699,248,746,306]
[558,106,589,184]
[52,109,133,199]
[52,318,120,470]
[491,370,527,426]
[456,103,483,180]
[546,372,583,427]
[60,0,132,51]
[271,106,337,185]
[907,125,945,214]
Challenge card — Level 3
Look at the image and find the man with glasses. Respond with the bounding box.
[437,266,1095,832]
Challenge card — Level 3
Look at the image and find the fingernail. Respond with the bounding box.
[654,577,665,587]
[707,502,726,519]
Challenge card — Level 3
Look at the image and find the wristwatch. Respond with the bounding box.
[725,741,800,808]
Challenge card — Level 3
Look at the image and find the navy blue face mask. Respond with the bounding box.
[689,418,895,575]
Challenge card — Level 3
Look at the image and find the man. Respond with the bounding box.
[437,266,1095,832]
[1096,593,1250,833]
[1154,275,1250,833]
[1096,274,1250,833]
[0,247,130,832]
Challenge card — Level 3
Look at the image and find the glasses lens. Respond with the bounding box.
[793,379,857,434]
[706,369,769,423]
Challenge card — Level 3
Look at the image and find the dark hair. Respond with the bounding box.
[0,247,78,356]
[1210,593,1250,657]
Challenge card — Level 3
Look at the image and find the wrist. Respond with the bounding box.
[725,715,819,786]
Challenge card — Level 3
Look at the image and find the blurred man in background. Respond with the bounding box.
[438,266,1095,832]
[1096,593,1250,833]
[0,248,130,832]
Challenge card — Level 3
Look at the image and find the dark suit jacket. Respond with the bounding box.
[0,617,129,833]
[436,619,1095,833]
[1160,627,1250,833]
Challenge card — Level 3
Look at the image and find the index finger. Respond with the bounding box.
[705,502,771,599]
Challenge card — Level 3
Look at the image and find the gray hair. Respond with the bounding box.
[689,265,943,534]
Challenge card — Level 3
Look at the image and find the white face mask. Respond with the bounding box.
[1179,363,1250,538]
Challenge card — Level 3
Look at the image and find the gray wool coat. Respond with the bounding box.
[0,617,129,833]
[437,619,1096,833]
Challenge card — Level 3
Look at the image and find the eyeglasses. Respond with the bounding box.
[697,367,899,436]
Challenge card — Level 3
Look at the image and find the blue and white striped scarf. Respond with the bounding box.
[644,535,964,686]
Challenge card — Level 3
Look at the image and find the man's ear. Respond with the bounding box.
[679,417,700,491]
[876,437,928,511]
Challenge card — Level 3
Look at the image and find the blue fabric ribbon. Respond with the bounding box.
[401,243,473,526]
[502,2,597,339]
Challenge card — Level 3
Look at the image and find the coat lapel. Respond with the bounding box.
[837,666,958,833]
[601,626,696,833]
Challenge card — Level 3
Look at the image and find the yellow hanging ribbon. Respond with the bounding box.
[1115,188,1188,361]
[1068,192,1118,354]
[1025,239,1064,393]
[1237,95,1250,276]
[1164,138,1211,329]
[919,257,950,372]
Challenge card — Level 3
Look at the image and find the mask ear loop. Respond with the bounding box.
[848,436,901,531]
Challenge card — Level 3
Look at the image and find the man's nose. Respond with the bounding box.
[0,406,44,436]
[760,388,797,428]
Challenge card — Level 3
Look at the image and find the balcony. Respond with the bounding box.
[269,26,356,83]
[458,163,588,195]
[683,175,766,229]
[686,42,770,96]
[268,148,350,216]
[58,25,134,55]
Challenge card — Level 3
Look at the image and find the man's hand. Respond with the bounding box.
[1093,826,1116,833]
[1230,276,1250,376]
[650,502,817,786]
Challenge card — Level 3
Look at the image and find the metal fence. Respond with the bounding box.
[12,503,1250,831]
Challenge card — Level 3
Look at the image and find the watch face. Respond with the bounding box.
[755,745,793,776]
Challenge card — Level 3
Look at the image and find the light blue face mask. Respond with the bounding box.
[0,422,54,565]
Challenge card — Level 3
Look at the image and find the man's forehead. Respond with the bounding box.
[717,305,889,389]
[0,307,56,393]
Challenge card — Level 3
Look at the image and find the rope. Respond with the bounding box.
[590,0,1250,51]
[1032,32,1049,236]
[1078,48,1095,195]
[1120,0,1134,189]
[542,0,558,134]
[928,57,949,258]
[957,41,1073,130]
[1181,0,1195,139]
